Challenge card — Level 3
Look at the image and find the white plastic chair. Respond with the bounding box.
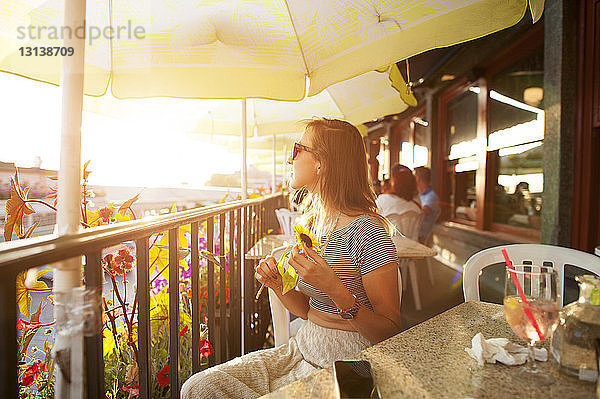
[420,210,441,286]
[268,246,302,347]
[274,208,302,236]
[268,246,403,347]
[463,244,600,304]
[387,211,426,310]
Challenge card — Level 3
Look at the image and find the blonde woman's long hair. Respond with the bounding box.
[299,118,393,235]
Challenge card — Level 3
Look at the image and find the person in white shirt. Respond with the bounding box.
[376,164,421,217]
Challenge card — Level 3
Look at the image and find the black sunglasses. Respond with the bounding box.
[291,142,312,161]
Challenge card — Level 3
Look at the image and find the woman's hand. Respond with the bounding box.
[288,244,343,294]
[254,255,282,291]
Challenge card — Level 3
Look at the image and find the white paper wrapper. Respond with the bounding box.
[465,333,547,366]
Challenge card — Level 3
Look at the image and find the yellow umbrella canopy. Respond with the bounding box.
[0,0,544,100]
[84,65,411,137]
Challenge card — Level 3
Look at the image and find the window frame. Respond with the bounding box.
[437,24,544,241]
[437,78,485,227]
[391,106,427,169]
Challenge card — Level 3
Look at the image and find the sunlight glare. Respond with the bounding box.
[1,73,240,188]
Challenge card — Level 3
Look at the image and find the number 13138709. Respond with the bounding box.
[19,47,74,56]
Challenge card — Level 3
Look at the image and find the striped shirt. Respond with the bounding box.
[296,214,398,314]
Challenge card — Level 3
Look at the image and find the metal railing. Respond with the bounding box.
[0,193,286,398]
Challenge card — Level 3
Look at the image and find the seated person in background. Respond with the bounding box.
[181,118,401,399]
[376,164,421,218]
[414,166,441,242]
[372,179,382,196]
[381,178,393,195]
[512,182,533,216]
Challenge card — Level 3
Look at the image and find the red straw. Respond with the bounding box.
[501,249,545,342]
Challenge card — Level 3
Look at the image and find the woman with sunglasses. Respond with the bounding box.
[182,118,401,399]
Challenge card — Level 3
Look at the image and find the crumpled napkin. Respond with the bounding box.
[465,333,548,366]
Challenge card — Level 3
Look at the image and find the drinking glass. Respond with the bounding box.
[503,265,559,384]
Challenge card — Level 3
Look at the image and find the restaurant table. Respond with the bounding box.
[245,234,437,260]
[263,301,595,398]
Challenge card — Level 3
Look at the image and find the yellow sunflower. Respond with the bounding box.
[292,223,321,254]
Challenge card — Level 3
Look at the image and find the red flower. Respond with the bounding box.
[17,319,42,331]
[199,339,214,358]
[21,360,46,386]
[179,325,188,336]
[104,248,135,276]
[156,364,170,385]
[123,385,139,397]
[98,206,114,223]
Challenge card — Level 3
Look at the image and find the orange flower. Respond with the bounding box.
[104,248,135,276]
[98,206,114,224]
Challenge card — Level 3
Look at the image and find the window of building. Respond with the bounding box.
[488,45,544,231]
[445,83,480,223]
[437,29,543,239]
[413,118,430,168]
[398,115,430,170]
[376,136,390,181]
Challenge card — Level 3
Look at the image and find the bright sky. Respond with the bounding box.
[0,73,241,188]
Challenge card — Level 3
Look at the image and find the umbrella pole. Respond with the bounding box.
[240,99,247,353]
[272,134,276,193]
[241,99,248,200]
[53,0,86,397]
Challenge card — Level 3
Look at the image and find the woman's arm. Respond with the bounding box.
[328,262,401,343]
[289,245,401,344]
[272,287,311,320]
[255,255,311,319]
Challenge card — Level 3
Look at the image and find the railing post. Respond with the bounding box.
[0,271,17,398]
[190,222,201,373]
[206,217,216,366]
[261,203,265,239]
[235,209,243,356]
[243,205,252,354]
[219,214,226,362]
[227,210,237,359]
[168,228,180,398]
[136,237,152,399]
[84,250,104,399]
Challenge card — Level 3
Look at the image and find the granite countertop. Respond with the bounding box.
[263,301,595,398]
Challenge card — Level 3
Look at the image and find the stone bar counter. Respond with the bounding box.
[263,302,595,398]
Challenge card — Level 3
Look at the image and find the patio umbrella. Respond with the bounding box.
[83,65,411,191]
[84,66,409,137]
[0,0,544,100]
